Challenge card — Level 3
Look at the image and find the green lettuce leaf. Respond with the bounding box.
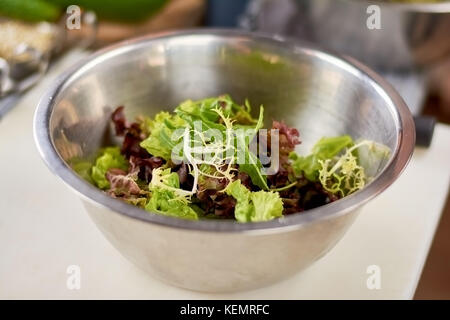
[236,106,269,190]
[290,135,353,181]
[139,111,185,160]
[91,147,128,189]
[175,95,259,129]
[145,168,198,220]
[145,189,198,220]
[225,180,283,222]
[175,99,226,132]
[70,158,94,184]
[173,95,268,190]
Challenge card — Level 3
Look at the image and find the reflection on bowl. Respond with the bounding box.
[34,29,415,292]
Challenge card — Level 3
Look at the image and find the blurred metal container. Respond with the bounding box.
[244,0,450,71]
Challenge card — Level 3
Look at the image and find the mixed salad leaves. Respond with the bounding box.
[72,95,389,223]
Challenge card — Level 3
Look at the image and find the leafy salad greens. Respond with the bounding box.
[72,95,389,223]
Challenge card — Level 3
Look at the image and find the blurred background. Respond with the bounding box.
[0,0,448,299]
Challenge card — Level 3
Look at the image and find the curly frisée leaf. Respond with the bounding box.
[318,140,375,197]
[225,180,283,222]
[290,135,353,181]
[145,168,198,220]
[149,167,193,199]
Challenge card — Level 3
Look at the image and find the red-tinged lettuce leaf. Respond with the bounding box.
[272,120,300,150]
[106,168,142,197]
[111,106,128,136]
[129,155,164,183]
[121,122,150,158]
[111,106,151,159]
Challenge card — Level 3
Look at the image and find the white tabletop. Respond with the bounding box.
[0,50,449,300]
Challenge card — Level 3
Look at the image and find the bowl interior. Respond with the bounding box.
[50,33,399,166]
[36,30,415,231]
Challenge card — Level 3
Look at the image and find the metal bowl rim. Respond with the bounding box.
[33,28,415,234]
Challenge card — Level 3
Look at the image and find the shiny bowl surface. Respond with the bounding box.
[34,29,415,292]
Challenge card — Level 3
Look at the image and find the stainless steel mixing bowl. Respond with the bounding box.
[34,29,415,292]
[303,0,450,71]
[250,0,450,71]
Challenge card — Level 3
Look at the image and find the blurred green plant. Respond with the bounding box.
[0,0,61,22]
[0,0,168,23]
